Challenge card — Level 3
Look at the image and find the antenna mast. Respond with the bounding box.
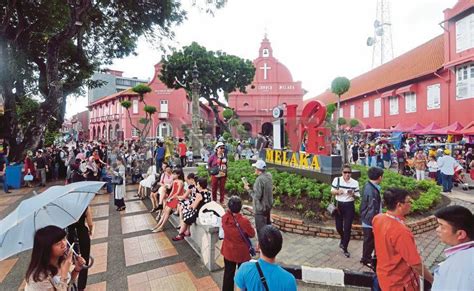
[367,0,394,68]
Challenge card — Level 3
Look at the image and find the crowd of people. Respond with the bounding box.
[331,164,474,290]
[2,132,472,290]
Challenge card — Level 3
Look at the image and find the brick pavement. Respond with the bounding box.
[0,182,220,291]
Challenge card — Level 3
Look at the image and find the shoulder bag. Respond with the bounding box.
[326,177,339,216]
[255,261,269,291]
[231,214,256,256]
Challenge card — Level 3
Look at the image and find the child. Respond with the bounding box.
[427,156,438,181]
[186,147,194,167]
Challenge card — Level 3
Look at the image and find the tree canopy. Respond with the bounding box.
[0,0,226,160]
[331,77,350,97]
[158,42,255,130]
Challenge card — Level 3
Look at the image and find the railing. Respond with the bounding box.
[158,112,169,119]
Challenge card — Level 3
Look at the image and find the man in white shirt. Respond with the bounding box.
[437,149,457,193]
[432,205,474,290]
[331,164,360,258]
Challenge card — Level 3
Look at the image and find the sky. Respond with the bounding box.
[65,0,458,118]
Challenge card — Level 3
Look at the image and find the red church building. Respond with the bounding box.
[308,0,474,129]
[88,63,213,141]
[229,36,305,136]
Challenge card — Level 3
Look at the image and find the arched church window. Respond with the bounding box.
[243,103,249,107]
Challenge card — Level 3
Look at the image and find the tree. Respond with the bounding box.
[331,77,350,162]
[0,0,226,161]
[121,84,156,142]
[159,42,255,133]
[349,119,360,128]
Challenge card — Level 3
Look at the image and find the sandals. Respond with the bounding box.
[151,227,163,233]
[172,234,185,241]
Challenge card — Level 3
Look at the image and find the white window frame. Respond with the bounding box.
[456,62,474,100]
[131,128,139,137]
[374,98,381,117]
[339,107,344,119]
[132,99,139,114]
[116,102,120,114]
[389,96,399,115]
[363,101,369,118]
[455,13,474,53]
[160,100,169,113]
[427,84,441,110]
[350,105,355,119]
[404,92,417,113]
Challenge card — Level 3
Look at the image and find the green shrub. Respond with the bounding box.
[196,161,441,220]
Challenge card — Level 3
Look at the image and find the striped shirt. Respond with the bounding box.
[331,177,360,202]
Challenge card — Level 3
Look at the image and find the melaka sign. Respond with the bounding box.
[264,100,333,172]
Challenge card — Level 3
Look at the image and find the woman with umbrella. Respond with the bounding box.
[25,225,86,290]
[113,157,126,211]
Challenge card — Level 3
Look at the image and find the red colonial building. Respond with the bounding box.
[308,0,474,129]
[228,36,305,136]
[88,63,213,141]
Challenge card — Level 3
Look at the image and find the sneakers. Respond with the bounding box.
[360,259,375,271]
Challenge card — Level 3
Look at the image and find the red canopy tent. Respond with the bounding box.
[390,122,425,133]
[430,122,464,135]
[413,122,441,135]
[449,121,474,135]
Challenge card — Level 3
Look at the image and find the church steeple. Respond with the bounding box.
[259,35,273,58]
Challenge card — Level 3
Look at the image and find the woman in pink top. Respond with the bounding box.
[149,163,173,213]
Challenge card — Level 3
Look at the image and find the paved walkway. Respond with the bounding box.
[273,190,474,273]
[0,183,220,291]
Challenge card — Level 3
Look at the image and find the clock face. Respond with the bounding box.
[272,107,283,118]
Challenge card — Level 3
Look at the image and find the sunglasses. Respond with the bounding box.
[343,171,352,174]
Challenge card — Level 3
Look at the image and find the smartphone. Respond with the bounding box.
[241,177,248,184]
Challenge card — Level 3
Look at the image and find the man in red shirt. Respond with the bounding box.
[372,188,433,291]
[177,138,187,168]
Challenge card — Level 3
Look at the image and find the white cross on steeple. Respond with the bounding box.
[259,63,271,80]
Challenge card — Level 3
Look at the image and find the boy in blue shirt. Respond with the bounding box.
[235,225,297,291]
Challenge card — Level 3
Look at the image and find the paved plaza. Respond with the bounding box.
[0,178,473,290]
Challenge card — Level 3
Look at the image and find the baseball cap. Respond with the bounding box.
[444,149,451,155]
[214,142,225,151]
[252,160,266,170]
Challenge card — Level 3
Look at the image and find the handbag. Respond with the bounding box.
[111,175,123,185]
[232,214,256,257]
[208,165,220,176]
[24,174,34,182]
[326,177,339,216]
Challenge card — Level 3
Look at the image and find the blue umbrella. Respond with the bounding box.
[0,181,105,260]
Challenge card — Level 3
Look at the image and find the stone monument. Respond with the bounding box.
[189,63,204,155]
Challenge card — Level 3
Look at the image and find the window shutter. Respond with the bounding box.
[456,17,469,53]
[427,84,440,109]
[350,105,355,118]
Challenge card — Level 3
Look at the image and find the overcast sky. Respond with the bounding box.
[66,0,458,118]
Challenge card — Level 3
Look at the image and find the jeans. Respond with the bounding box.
[180,155,186,168]
[255,211,271,240]
[0,175,8,192]
[222,258,242,291]
[362,227,375,263]
[335,201,355,250]
[359,158,366,166]
[37,168,46,185]
[440,173,453,192]
[156,158,164,170]
[102,176,113,193]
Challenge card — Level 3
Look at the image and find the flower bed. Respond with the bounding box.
[197,160,442,222]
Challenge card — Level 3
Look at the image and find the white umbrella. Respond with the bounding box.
[0,181,105,260]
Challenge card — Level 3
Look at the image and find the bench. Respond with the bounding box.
[169,214,223,271]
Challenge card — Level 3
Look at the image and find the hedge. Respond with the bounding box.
[197,160,442,220]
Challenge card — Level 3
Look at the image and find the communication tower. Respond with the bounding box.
[367,0,394,68]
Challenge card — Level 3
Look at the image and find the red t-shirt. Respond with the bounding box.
[373,213,421,291]
[178,143,187,157]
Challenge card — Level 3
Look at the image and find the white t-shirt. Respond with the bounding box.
[331,177,360,202]
[427,160,438,172]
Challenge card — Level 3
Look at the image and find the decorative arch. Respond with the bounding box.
[157,122,173,139]
[92,127,96,140]
[102,125,107,140]
[261,122,273,136]
[108,124,113,141]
